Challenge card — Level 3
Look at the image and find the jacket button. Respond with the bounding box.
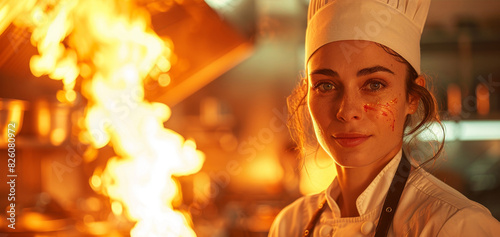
[361,221,374,235]
[319,225,333,236]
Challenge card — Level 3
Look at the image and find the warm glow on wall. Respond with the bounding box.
[245,155,284,186]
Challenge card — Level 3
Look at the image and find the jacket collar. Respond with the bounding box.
[325,149,403,217]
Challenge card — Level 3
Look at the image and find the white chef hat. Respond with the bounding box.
[306,0,430,74]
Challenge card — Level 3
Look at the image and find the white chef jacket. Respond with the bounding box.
[269,150,500,237]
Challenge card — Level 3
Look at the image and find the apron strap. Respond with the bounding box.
[303,199,327,237]
[374,152,411,237]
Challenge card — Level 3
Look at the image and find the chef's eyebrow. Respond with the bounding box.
[309,66,394,77]
[357,66,394,77]
[309,68,339,77]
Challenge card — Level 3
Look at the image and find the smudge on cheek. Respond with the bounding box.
[363,98,398,131]
[363,104,377,112]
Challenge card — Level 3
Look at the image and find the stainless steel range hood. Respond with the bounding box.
[147,0,254,106]
[0,0,255,106]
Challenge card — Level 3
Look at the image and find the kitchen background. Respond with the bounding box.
[0,0,499,236]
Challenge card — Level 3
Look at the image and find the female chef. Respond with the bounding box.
[269,0,500,236]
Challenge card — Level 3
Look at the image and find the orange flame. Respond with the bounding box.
[2,0,204,236]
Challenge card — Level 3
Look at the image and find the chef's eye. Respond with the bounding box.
[314,82,335,93]
[364,80,386,91]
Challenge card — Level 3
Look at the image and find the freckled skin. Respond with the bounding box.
[307,41,418,168]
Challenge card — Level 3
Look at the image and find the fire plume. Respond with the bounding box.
[1,0,205,236]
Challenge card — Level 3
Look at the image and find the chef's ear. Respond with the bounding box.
[408,76,425,115]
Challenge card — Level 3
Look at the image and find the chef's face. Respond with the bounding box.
[307,41,419,168]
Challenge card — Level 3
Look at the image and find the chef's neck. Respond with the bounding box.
[333,145,402,217]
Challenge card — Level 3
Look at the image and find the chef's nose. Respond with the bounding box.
[336,92,363,122]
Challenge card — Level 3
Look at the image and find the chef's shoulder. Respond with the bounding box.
[401,168,500,236]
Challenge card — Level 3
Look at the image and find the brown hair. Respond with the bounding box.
[287,44,445,167]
